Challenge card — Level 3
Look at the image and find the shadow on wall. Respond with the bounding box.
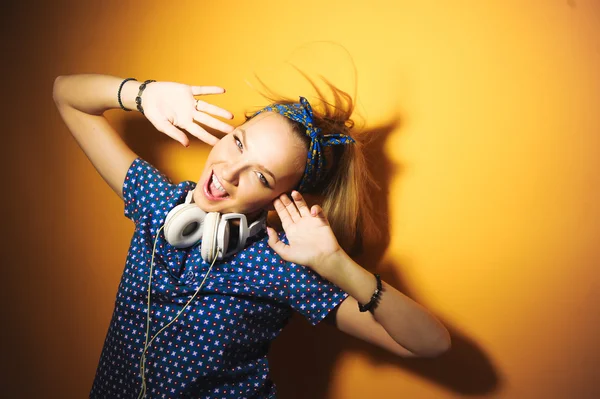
[120,106,501,398]
[120,116,194,176]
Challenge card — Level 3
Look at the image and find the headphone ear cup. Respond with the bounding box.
[216,219,231,260]
[164,204,207,248]
[201,212,221,263]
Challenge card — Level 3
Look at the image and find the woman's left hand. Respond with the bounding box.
[267,191,342,277]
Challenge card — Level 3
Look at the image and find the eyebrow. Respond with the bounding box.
[239,128,277,184]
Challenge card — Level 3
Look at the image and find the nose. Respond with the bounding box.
[220,160,245,186]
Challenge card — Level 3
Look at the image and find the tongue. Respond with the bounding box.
[209,181,229,198]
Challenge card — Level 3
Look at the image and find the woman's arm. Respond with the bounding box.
[324,296,419,358]
[53,74,234,200]
[323,253,451,357]
[267,191,451,358]
[53,74,141,199]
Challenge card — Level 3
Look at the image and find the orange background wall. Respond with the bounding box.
[2,1,599,398]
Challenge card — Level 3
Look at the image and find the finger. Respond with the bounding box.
[191,86,226,96]
[194,99,234,119]
[266,227,290,260]
[291,191,310,217]
[193,111,235,133]
[181,122,219,146]
[273,198,293,228]
[153,119,190,147]
[280,193,301,223]
[311,205,328,221]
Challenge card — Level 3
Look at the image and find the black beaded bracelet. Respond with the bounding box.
[358,273,382,313]
[135,79,156,115]
[117,77,136,111]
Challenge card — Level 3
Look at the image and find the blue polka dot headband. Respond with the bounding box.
[252,96,355,192]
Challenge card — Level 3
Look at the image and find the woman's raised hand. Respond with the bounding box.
[141,82,234,146]
[267,191,343,278]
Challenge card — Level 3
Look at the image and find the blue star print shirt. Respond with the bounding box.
[90,158,349,399]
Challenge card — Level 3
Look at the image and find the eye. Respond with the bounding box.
[256,172,270,188]
[233,135,243,151]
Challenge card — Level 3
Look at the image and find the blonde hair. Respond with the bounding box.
[247,78,380,255]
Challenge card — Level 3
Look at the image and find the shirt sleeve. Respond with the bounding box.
[283,232,349,325]
[123,157,174,225]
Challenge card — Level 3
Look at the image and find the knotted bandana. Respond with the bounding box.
[252,97,355,192]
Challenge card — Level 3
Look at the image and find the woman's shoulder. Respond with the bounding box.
[124,156,197,224]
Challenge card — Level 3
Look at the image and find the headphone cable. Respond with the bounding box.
[137,225,218,399]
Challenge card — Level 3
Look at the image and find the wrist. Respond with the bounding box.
[318,248,351,282]
[322,252,379,306]
[119,79,141,112]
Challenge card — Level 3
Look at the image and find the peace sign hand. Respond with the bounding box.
[267,191,343,278]
[141,82,234,147]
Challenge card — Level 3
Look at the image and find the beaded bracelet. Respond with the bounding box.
[358,273,382,313]
[135,79,156,115]
[117,77,136,111]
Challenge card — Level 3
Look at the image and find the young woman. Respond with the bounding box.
[53,74,451,399]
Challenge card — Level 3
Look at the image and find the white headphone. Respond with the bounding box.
[163,189,267,263]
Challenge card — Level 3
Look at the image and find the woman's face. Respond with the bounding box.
[193,111,306,215]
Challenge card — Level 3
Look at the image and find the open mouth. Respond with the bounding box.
[204,170,230,201]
